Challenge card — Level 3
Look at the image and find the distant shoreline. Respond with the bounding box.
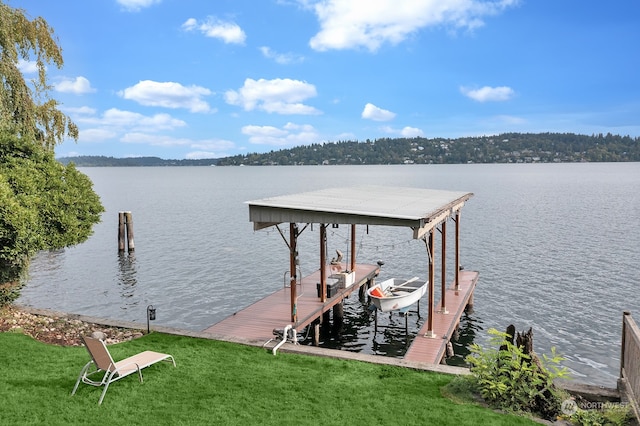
[58,132,640,166]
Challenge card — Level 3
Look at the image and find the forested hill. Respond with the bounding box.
[58,132,639,166]
[56,156,218,167]
[217,132,639,166]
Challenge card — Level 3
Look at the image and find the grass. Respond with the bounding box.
[0,331,540,425]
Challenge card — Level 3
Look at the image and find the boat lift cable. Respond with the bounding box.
[330,227,419,252]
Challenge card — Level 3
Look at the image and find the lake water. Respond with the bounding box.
[18,163,640,387]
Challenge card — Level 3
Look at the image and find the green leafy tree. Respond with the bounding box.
[0,2,104,302]
[0,1,78,149]
[0,133,104,294]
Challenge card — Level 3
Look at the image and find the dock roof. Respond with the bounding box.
[247,185,473,239]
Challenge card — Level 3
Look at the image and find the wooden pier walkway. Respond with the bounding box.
[404,270,479,364]
[203,263,380,342]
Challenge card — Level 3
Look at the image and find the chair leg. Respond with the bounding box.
[71,362,92,396]
[98,371,117,405]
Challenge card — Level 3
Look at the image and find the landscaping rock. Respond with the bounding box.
[0,305,143,346]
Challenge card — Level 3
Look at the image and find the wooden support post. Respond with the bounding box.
[333,302,344,329]
[313,321,320,346]
[119,211,135,252]
[455,210,461,291]
[320,224,327,303]
[124,211,135,252]
[466,291,475,313]
[425,230,436,338]
[621,311,630,378]
[374,308,378,334]
[350,224,356,271]
[439,221,448,314]
[289,223,298,323]
[118,212,126,252]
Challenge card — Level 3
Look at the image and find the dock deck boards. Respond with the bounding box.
[404,270,479,364]
[205,264,478,365]
[203,263,380,342]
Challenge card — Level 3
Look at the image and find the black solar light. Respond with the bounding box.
[147,305,156,333]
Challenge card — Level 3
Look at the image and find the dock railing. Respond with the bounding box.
[620,311,640,420]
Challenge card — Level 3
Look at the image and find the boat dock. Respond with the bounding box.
[205,265,478,365]
[205,185,478,365]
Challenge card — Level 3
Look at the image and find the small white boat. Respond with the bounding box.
[367,277,428,312]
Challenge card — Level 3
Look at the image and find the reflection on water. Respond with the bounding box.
[309,294,483,361]
[310,293,464,358]
[117,252,138,309]
[445,311,485,367]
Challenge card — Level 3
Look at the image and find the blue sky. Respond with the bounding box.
[16,0,640,159]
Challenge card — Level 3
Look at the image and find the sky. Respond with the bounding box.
[14,0,640,159]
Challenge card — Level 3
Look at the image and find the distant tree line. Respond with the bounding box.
[217,132,640,166]
[57,156,219,167]
[56,132,640,167]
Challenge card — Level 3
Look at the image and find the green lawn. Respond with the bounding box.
[0,331,539,425]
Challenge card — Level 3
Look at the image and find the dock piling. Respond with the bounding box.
[118,211,135,252]
[118,212,125,251]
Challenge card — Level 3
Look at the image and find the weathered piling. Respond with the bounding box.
[118,212,126,251]
[118,211,135,252]
[333,302,344,326]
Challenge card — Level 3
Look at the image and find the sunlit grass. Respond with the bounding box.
[0,331,539,425]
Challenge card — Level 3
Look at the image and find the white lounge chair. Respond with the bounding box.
[71,335,176,404]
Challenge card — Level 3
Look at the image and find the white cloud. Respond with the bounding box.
[17,59,38,74]
[309,0,519,52]
[119,80,212,112]
[55,76,96,94]
[64,106,97,116]
[225,78,321,115]
[362,103,396,121]
[381,125,425,137]
[78,128,118,143]
[121,133,192,146]
[77,108,186,132]
[460,85,515,102]
[259,46,304,64]
[400,126,424,137]
[242,122,319,146]
[121,133,235,158]
[116,0,161,12]
[336,132,356,140]
[182,17,246,44]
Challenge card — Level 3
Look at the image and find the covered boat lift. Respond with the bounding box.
[246,185,474,339]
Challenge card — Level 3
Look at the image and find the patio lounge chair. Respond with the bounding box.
[71,335,176,404]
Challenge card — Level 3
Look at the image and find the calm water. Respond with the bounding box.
[19,163,640,387]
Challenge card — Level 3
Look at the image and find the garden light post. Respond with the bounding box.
[147,305,156,334]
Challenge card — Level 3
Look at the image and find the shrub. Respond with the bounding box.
[466,328,570,419]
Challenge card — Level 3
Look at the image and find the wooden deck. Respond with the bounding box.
[203,263,380,342]
[205,263,478,365]
[404,270,479,364]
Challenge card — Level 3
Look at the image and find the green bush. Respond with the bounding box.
[568,403,633,426]
[466,328,569,419]
[0,133,104,297]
